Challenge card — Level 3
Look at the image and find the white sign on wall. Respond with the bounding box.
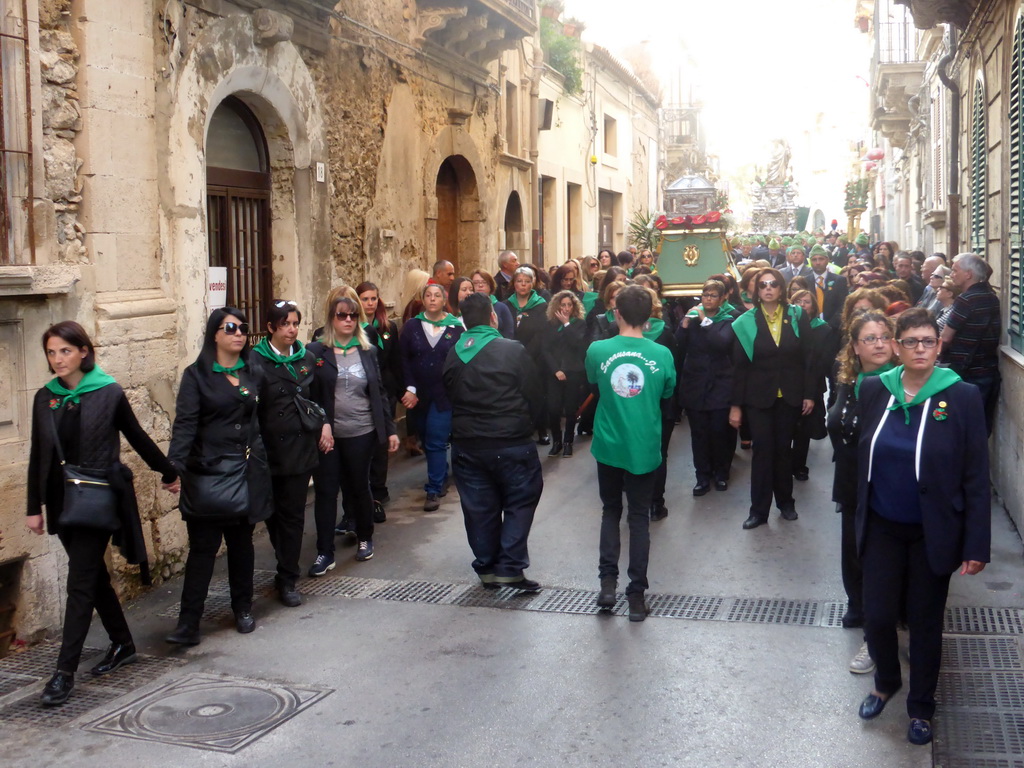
[208,267,227,310]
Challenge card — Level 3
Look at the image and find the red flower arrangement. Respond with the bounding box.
[655,210,727,230]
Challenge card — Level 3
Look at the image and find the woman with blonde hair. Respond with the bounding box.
[307,294,398,573]
[400,268,431,323]
[540,290,588,457]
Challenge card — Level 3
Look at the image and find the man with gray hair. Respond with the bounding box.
[494,251,519,302]
[941,252,1001,434]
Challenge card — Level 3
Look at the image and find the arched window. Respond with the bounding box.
[205,96,272,338]
[970,78,987,259]
[1010,15,1024,351]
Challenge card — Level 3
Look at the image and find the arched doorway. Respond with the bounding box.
[504,191,525,252]
[434,156,479,274]
[206,96,272,339]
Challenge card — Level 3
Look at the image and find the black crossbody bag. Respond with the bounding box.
[48,411,121,531]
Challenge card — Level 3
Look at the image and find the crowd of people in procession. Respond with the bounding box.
[24,230,998,747]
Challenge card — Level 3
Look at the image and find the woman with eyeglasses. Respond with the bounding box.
[827,311,896,678]
[356,282,402,517]
[27,322,179,706]
[854,308,990,746]
[507,266,551,444]
[400,282,464,510]
[729,268,815,530]
[308,295,399,573]
[248,300,324,607]
[167,308,273,645]
[470,269,514,338]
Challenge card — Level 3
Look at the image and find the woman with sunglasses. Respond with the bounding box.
[27,322,179,706]
[400,282,464,510]
[167,308,273,645]
[308,296,398,573]
[248,300,323,607]
[854,308,990,746]
[470,269,514,338]
[729,268,815,530]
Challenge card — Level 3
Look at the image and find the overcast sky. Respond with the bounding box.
[562,0,873,217]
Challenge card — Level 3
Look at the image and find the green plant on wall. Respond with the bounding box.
[540,17,583,96]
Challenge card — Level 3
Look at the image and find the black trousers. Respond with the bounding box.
[687,407,735,484]
[745,399,800,519]
[862,511,951,720]
[266,472,312,588]
[597,462,654,595]
[547,373,586,443]
[313,429,376,554]
[371,396,397,500]
[838,503,863,618]
[651,418,676,506]
[56,526,132,673]
[179,518,256,628]
[577,391,597,434]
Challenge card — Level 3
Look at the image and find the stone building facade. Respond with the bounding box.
[0,0,541,640]
[866,0,1024,532]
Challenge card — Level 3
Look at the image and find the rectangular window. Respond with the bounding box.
[0,0,34,265]
[566,182,582,261]
[930,86,945,211]
[603,115,617,157]
[505,81,519,155]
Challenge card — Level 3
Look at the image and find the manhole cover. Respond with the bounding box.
[83,673,332,753]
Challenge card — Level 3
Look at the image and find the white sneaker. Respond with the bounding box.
[849,642,876,674]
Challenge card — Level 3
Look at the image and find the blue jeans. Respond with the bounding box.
[452,442,543,580]
[417,402,452,494]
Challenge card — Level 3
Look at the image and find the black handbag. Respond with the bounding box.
[294,393,326,433]
[49,413,121,531]
[180,453,250,518]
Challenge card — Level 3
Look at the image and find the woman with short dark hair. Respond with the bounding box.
[27,321,179,706]
[855,308,990,746]
[168,307,273,646]
[471,268,514,338]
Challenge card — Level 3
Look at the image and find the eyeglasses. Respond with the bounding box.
[219,322,249,336]
[857,334,892,345]
[274,300,297,308]
[897,337,939,349]
[758,280,780,289]
[701,292,722,299]
[335,311,359,321]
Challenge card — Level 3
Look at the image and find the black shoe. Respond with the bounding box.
[501,577,542,593]
[423,493,441,512]
[165,624,201,646]
[907,718,932,745]
[375,493,391,505]
[235,611,256,634]
[277,583,302,608]
[372,501,387,523]
[793,468,809,481]
[90,642,137,676]
[859,688,899,720]
[537,434,551,446]
[742,515,767,530]
[334,517,354,536]
[627,593,649,622]
[714,479,728,492]
[650,504,668,521]
[548,441,563,457]
[779,506,799,521]
[577,427,592,436]
[597,578,617,609]
[841,610,864,629]
[40,671,74,706]
[692,481,711,497]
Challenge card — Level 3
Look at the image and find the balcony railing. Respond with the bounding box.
[501,0,535,20]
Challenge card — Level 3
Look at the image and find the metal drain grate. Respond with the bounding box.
[0,642,101,679]
[647,594,723,620]
[725,598,819,625]
[0,673,36,697]
[157,570,278,619]
[946,606,1024,635]
[527,589,600,615]
[0,684,122,727]
[819,601,846,628]
[933,758,1024,768]
[938,671,1024,709]
[367,581,459,604]
[452,586,539,608]
[159,593,235,621]
[298,576,389,598]
[942,637,1024,670]
[934,711,1024,755]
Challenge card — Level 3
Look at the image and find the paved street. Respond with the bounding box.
[1,423,1021,767]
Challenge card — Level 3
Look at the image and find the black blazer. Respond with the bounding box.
[815,272,849,328]
[248,347,321,476]
[856,377,991,574]
[676,311,738,412]
[731,307,815,409]
[540,318,589,377]
[307,341,396,444]
[169,362,272,524]
[366,321,403,401]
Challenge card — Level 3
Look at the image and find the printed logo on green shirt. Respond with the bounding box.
[610,363,645,398]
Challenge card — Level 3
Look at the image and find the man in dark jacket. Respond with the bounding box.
[443,293,545,592]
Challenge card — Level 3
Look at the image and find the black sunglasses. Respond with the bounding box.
[758,280,780,289]
[335,311,359,321]
[218,322,249,336]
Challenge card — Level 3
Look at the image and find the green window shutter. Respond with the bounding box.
[970,80,986,259]
[1010,15,1024,352]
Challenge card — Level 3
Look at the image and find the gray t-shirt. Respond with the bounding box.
[333,351,374,438]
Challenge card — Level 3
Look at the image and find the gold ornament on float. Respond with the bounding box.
[683,244,701,266]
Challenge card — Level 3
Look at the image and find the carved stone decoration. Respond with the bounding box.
[439,13,487,50]
[894,0,978,30]
[458,22,505,59]
[414,6,469,45]
[252,9,294,47]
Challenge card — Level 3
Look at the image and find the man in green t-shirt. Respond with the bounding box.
[585,285,677,621]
